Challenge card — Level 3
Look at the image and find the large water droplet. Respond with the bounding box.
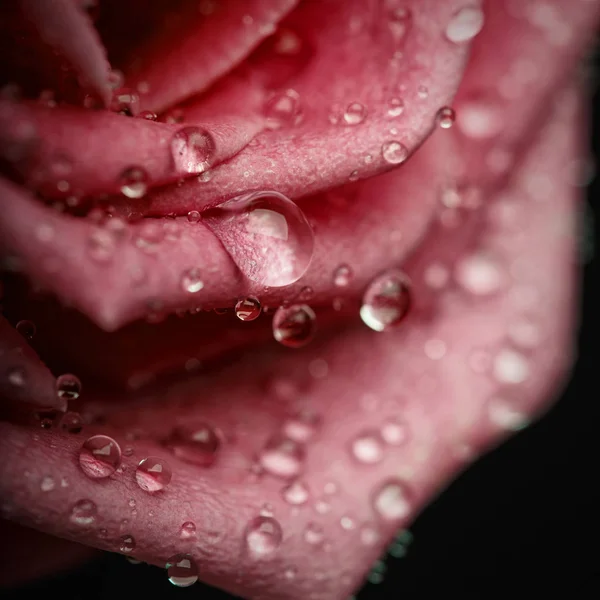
[56,374,81,400]
[235,297,262,321]
[171,127,215,174]
[70,499,97,525]
[136,457,172,492]
[16,320,36,340]
[120,167,149,199]
[119,534,136,553]
[373,480,411,521]
[164,423,220,467]
[245,516,283,558]
[180,521,197,540]
[445,6,484,44]
[272,304,316,347]
[282,480,309,505]
[381,141,408,164]
[180,268,204,293]
[79,434,122,479]
[166,554,199,587]
[343,102,367,125]
[351,431,385,464]
[259,436,304,479]
[360,270,411,331]
[202,191,314,287]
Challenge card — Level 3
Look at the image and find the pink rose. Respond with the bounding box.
[0,0,597,597]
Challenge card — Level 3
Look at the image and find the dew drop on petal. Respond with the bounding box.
[119,534,136,553]
[164,423,220,467]
[272,304,316,348]
[360,270,411,331]
[166,554,199,587]
[282,410,320,442]
[180,521,197,540]
[202,191,314,287]
[16,320,36,340]
[333,264,353,287]
[138,110,157,121]
[373,480,412,521]
[492,349,530,385]
[136,457,172,492]
[387,97,405,117]
[187,210,201,223]
[265,91,300,129]
[88,228,116,263]
[304,522,324,546]
[56,374,81,400]
[455,253,504,296]
[79,435,122,479]
[351,431,384,464]
[245,516,283,558]
[70,499,97,525]
[259,436,304,479]
[487,395,530,431]
[343,102,367,125]
[436,106,456,129]
[445,6,485,44]
[282,480,309,505]
[181,268,204,293]
[171,127,215,174]
[235,297,262,321]
[381,141,408,164]
[381,418,408,446]
[120,167,149,199]
[40,475,55,492]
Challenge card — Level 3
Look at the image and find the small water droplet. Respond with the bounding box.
[110,88,140,116]
[138,110,157,121]
[340,515,356,530]
[70,499,97,525]
[315,499,331,514]
[245,516,283,557]
[166,554,199,587]
[387,97,405,117]
[360,524,380,546]
[492,349,530,385]
[180,521,197,540]
[259,436,304,479]
[119,534,136,553]
[333,264,353,287]
[373,480,411,521]
[202,191,314,287]
[171,127,215,174]
[351,431,385,464]
[445,6,484,44]
[136,457,172,492]
[40,475,55,492]
[283,566,297,580]
[56,374,81,400]
[16,320,36,339]
[181,268,204,293]
[79,434,122,479]
[282,480,309,505]
[88,228,116,263]
[381,141,408,164]
[120,167,149,199]
[455,253,504,296]
[235,297,262,321]
[164,423,220,467]
[436,106,456,129]
[58,411,83,434]
[282,410,320,442]
[187,210,201,223]
[381,418,408,446]
[304,522,324,546]
[388,7,411,41]
[417,85,429,99]
[343,102,367,125]
[265,90,301,129]
[487,395,530,431]
[273,304,316,348]
[360,270,411,331]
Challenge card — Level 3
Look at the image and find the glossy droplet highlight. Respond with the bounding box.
[436,106,456,129]
[381,418,408,446]
[446,6,484,44]
[136,457,172,492]
[272,304,316,348]
[282,411,320,442]
[56,374,81,400]
[265,90,300,129]
[333,264,353,287]
[259,436,304,479]
[493,349,530,385]
[119,534,136,553]
[351,431,384,464]
[304,522,324,546]
[373,480,411,521]
[487,395,530,431]
[343,102,367,125]
[245,516,283,557]
[166,554,199,587]
[387,97,405,117]
[120,167,149,199]
[59,411,83,433]
[171,127,215,174]
[282,480,309,505]
[70,499,97,525]
[16,320,36,339]
[235,297,262,321]
[381,141,408,164]
[187,210,201,223]
[181,268,204,293]
[79,435,122,479]
[164,424,220,467]
[180,521,197,539]
[202,191,314,287]
[360,270,411,331]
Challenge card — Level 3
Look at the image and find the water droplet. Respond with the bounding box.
[351,431,384,464]
[272,304,316,348]
[180,521,197,540]
[340,515,356,530]
[436,106,456,129]
[304,522,324,545]
[282,410,320,442]
[187,210,201,223]
[387,97,405,117]
[265,90,301,129]
[360,270,411,331]
[138,110,157,121]
[259,436,304,479]
[16,320,36,339]
[171,127,215,174]
[457,100,502,139]
[282,480,309,505]
[315,499,331,514]
[493,349,530,385]
[56,374,81,400]
[120,167,149,199]
[360,524,380,546]
[70,499,97,525]
[388,7,411,41]
[181,268,204,293]
[40,475,55,492]
[343,102,367,125]
[455,253,504,296]
[136,457,172,492]
[88,228,116,263]
[380,418,407,446]
[202,191,314,287]
[333,264,353,287]
[235,297,262,321]
[110,88,140,116]
[245,516,283,557]
[445,6,485,44]
[373,480,411,521]
[381,141,408,164]
[119,534,136,553]
[487,395,530,431]
[166,554,199,587]
[417,85,429,99]
[164,423,220,467]
[79,434,122,479]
